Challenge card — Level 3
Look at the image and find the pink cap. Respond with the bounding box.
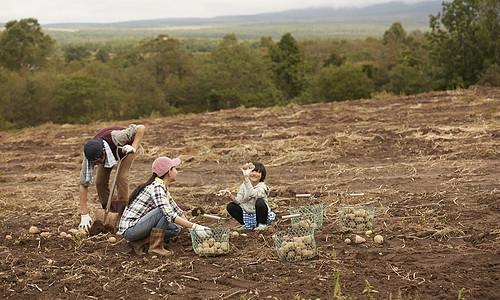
[152,156,181,177]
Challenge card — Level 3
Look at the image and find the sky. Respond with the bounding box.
[2,0,431,24]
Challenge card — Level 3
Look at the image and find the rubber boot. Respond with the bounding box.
[129,237,149,255]
[149,228,173,256]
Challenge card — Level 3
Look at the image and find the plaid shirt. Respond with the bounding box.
[117,178,183,235]
[84,140,117,183]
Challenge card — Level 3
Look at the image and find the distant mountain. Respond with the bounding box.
[42,1,442,29]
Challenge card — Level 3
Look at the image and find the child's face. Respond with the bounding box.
[249,170,262,183]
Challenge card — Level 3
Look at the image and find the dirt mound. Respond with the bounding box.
[0,87,499,299]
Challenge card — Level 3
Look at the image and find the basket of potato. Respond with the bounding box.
[191,227,230,257]
[272,227,316,262]
[338,206,375,232]
[289,203,324,229]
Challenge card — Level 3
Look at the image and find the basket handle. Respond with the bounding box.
[281,213,301,219]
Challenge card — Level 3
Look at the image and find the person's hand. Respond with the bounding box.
[190,223,211,238]
[79,214,92,231]
[122,145,136,154]
[240,168,252,176]
[216,189,231,197]
[240,162,254,176]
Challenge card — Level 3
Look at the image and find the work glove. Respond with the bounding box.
[216,189,231,197]
[122,144,136,154]
[241,168,252,176]
[79,214,92,231]
[190,223,211,238]
[240,162,254,176]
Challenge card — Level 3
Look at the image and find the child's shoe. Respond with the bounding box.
[254,223,267,230]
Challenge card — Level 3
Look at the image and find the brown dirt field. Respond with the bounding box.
[0,87,499,300]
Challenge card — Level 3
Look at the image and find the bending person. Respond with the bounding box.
[78,124,145,231]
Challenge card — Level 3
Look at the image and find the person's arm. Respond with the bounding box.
[78,157,93,231]
[79,185,89,215]
[174,214,194,229]
[130,124,145,149]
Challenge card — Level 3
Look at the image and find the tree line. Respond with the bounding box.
[0,0,498,130]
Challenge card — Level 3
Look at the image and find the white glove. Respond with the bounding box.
[241,168,252,176]
[190,223,210,238]
[216,189,231,197]
[122,145,136,154]
[79,214,92,231]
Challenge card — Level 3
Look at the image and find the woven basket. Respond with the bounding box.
[191,227,230,257]
[272,227,316,262]
[289,203,324,229]
[338,206,375,232]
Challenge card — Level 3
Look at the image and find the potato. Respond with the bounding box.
[208,238,215,246]
[355,235,366,244]
[356,223,366,232]
[214,241,221,249]
[220,242,228,251]
[344,238,351,244]
[202,241,210,248]
[231,231,239,237]
[5,235,12,240]
[29,226,40,234]
[374,235,384,244]
[365,230,373,236]
[60,232,67,237]
[108,237,116,243]
[40,232,50,238]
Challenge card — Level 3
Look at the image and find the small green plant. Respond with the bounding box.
[362,280,379,300]
[333,268,342,298]
[240,294,247,300]
[457,288,466,300]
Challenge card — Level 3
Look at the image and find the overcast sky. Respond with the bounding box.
[2,0,432,24]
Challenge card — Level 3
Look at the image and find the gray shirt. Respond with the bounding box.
[234,181,270,214]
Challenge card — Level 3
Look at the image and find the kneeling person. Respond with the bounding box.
[118,156,210,256]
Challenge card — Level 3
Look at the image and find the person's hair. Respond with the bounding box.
[128,172,167,205]
[252,161,266,182]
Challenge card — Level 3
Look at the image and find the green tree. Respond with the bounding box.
[0,67,25,129]
[428,0,500,89]
[197,33,282,111]
[64,45,92,63]
[0,18,54,71]
[95,49,111,63]
[56,73,123,124]
[383,64,432,95]
[269,33,309,101]
[310,63,375,102]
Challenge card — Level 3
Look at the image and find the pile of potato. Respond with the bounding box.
[293,218,319,229]
[338,206,375,232]
[276,234,316,262]
[193,233,229,257]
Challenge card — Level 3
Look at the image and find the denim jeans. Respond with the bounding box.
[122,208,181,242]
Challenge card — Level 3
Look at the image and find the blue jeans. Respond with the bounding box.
[122,208,181,242]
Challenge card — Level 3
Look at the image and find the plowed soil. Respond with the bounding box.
[0,87,499,300]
